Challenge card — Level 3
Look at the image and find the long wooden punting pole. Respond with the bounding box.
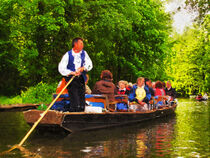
[0,76,75,155]
[18,76,75,146]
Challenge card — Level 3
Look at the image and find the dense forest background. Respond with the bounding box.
[0,0,209,100]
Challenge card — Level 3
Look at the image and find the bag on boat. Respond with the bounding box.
[116,102,128,111]
[85,94,105,108]
[50,100,70,111]
[87,102,104,108]
[85,106,103,113]
[129,103,148,112]
[53,94,69,100]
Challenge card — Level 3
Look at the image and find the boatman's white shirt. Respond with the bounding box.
[58,49,93,76]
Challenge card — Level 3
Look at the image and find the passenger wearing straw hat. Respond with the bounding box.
[58,37,93,112]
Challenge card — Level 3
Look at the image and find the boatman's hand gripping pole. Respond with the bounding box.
[0,76,75,156]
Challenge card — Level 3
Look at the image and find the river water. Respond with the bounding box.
[0,99,209,158]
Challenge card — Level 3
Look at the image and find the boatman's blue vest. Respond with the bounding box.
[67,49,87,81]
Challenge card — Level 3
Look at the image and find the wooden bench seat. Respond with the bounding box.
[53,93,130,112]
[86,94,129,112]
[114,95,128,103]
[85,94,109,109]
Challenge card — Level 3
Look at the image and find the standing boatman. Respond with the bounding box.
[58,37,93,112]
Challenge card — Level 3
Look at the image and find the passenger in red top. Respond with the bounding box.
[154,81,166,96]
[117,80,130,95]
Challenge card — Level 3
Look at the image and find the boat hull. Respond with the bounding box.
[23,105,176,133]
[196,98,208,101]
[62,107,176,132]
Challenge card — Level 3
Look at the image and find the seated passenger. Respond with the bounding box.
[154,81,166,108]
[165,81,176,100]
[51,78,69,111]
[162,81,166,89]
[148,79,155,96]
[129,77,147,111]
[143,78,152,104]
[154,81,166,96]
[117,80,130,95]
[152,82,156,91]
[56,77,68,95]
[92,70,117,102]
[128,82,133,90]
[203,93,208,100]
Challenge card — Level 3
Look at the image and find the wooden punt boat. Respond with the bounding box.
[23,95,177,133]
[195,96,208,101]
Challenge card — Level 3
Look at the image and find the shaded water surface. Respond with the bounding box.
[0,99,209,157]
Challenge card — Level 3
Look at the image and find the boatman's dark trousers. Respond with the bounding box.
[65,75,85,112]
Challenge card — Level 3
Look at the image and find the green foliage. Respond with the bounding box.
[0,0,172,96]
[68,0,172,84]
[0,82,57,104]
[0,0,208,98]
[20,82,57,104]
[167,14,210,95]
[0,96,22,105]
[37,104,48,110]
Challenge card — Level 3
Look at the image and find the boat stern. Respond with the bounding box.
[23,110,64,125]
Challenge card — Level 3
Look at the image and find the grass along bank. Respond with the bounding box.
[0,82,57,106]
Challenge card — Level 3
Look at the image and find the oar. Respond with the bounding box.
[0,75,75,155]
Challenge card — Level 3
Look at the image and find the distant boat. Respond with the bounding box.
[23,95,177,133]
[196,96,208,101]
[196,94,208,101]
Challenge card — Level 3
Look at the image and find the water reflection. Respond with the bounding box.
[136,132,147,157]
[26,116,176,158]
[0,99,209,158]
[171,99,209,158]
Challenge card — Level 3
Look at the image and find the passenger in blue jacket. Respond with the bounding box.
[129,77,152,105]
[58,37,93,112]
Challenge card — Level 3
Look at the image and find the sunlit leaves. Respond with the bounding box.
[167,15,210,95]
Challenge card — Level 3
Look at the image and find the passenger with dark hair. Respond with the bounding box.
[162,81,166,89]
[143,78,153,104]
[92,70,117,102]
[58,37,93,112]
[165,81,176,100]
[154,81,166,96]
[147,79,155,96]
[154,81,166,108]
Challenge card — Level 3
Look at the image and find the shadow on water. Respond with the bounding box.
[0,99,209,158]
